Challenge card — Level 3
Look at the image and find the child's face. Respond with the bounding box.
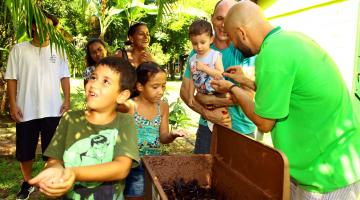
[190,33,214,56]
[89,42,107,64]
[139,72,167,103]
[85,64,121,111]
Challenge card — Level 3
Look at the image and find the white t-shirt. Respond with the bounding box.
[5,41,70,122]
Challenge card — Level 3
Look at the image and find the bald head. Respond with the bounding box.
[223,0,273,55]
[225,0,266,29]
[213,0,237,15]
[211,0,238,43]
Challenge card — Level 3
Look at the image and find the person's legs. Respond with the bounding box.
[39,117,61,160]
[16,119,40,200]
[19,160,33,181]
[194,124,212,154]
[16,119,41,181]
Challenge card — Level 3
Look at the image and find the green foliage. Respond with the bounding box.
[0,156,46,200]
[71,86,87,111]
[168,98,191,130]
[149,42,170,65]
[6,0,81,64]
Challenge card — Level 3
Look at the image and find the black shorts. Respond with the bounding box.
[16,117,61,161]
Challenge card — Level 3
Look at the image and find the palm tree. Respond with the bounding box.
[5,0,175,54]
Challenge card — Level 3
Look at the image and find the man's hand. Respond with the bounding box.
[223,66,256,91]
[204,107,231,127]
[210,79,234,94]
[223,66,246,83]
[10,104,23,123]
[60,101,70,115]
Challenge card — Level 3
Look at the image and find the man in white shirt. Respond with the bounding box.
[5,10,70,200]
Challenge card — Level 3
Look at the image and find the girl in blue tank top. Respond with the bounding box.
[124,62,187,199]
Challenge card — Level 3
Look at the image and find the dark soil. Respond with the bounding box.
[162,178,218,200]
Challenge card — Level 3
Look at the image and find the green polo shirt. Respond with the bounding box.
[184,43,256,134]
[255,27,360,193]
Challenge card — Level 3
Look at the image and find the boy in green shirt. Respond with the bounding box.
[29,57,140,199]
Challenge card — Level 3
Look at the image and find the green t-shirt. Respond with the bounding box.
[45,110,140,200]
[255,27,360,193]
[184,43,256,134]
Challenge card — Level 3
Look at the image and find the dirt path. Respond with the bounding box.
[0,116,16,156]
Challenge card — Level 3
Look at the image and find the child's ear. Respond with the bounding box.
[210,36,215,43]
[116,90,130,104]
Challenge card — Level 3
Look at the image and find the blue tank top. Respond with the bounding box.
[134,103,161,156]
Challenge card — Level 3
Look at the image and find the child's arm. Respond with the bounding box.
[29,156,132,197]
[196,54,224,79]
[70,156,133,182]
[159,100,187,144]
[60,77,70,115]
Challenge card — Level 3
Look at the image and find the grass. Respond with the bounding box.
[0,156,46,200]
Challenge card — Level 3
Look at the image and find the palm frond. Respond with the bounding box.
[5,0,81,69]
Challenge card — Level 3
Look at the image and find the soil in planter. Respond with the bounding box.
[162,178,225,200]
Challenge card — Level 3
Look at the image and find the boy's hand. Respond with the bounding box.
[195,61,208,72]
[29,166,65,187]
[31,168,75,198]
[210,79,233,93]
[60,101,70,115]
[9,104,23,123]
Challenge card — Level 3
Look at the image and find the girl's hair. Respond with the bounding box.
[85,38,107,67]
[133,62,165,97]
[125,22,148,46]
[189,19,213,37]
[136,61,166,85]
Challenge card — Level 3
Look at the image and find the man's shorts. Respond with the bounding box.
[16,117,61,161]
[124,163,145,197]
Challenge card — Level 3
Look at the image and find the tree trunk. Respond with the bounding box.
[170,60,175,80]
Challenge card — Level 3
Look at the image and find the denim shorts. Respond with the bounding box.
[123,163,145,197]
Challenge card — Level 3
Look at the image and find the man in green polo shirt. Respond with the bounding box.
[210,1,360,199]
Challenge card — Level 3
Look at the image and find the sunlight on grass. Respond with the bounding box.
[0,157,46,200]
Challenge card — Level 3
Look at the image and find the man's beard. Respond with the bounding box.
[239,47,253,58]
[236,35,254,58]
